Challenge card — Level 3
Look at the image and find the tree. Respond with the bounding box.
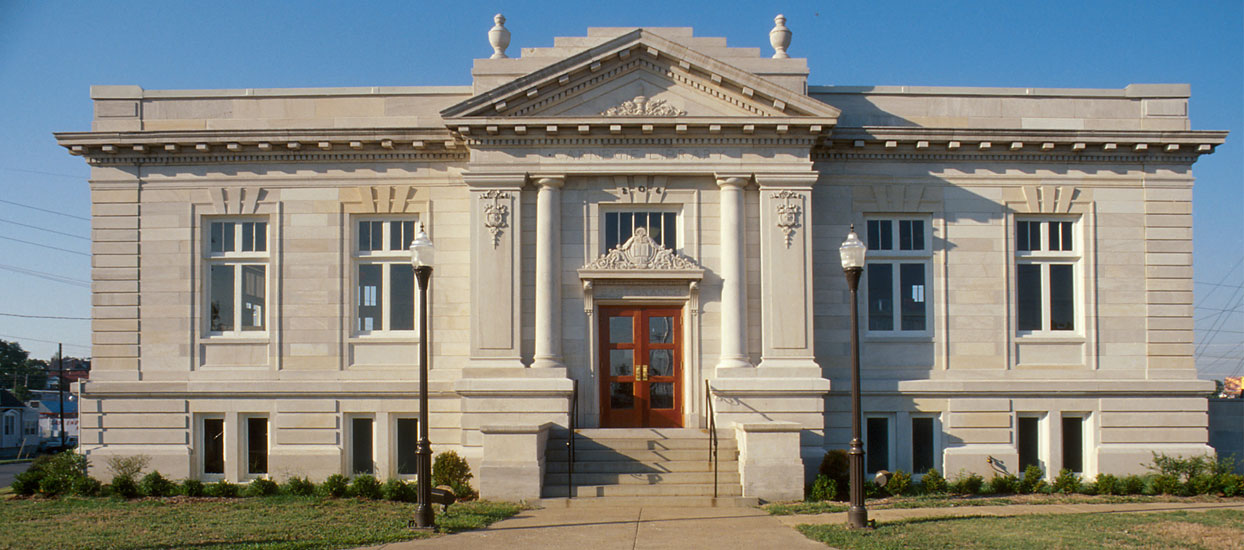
[0,340,50,400]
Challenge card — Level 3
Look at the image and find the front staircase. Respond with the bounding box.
[541,428,757,507]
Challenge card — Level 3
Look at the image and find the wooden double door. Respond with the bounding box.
[599,306,683,428]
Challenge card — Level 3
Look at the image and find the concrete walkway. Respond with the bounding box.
[362,505,825,550]
[775,500,1244,528]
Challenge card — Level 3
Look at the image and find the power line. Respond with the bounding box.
[0,199,89,222]
[0,234,90,257]
[0,334,90,350]
[0,166,84,180]
[0,263,90,288]
[0,217,89,241]
[0,312,90,321]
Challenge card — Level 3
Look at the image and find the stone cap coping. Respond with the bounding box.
[90,84,474,100]
[736,421,802,433]
[810,83,1190,99]
[480,423,555,435]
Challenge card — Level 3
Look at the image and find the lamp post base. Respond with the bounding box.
[847,507,870,529]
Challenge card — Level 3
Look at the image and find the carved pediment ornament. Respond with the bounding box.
[583,228,700,270]
[772,190,803,248]
[480,189,510,247]
[601,95,686,117]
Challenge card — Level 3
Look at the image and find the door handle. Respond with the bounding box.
[637,364,648,381]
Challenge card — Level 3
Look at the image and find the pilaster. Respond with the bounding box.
[465,173,524,368]
[756,173,819,373]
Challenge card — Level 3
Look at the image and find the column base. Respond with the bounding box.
[531,357,566,369]
[715,357,753,370]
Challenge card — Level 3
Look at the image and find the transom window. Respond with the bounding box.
[1016,219,1078,333]
[604,211,677,251]
[355,219,417,334]
[206,220,268,334]
[865,217,931,333]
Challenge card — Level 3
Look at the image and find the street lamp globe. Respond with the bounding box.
[410,223,435,267]
[839,225,866,271]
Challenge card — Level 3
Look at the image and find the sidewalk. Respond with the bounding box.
[775,500,1244,528]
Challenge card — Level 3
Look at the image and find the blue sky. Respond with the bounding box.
[0,1,1240,377]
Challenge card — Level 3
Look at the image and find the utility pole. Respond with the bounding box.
[58,344,65,449]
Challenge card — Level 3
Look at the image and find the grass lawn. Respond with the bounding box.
[0,496,521,550]
[798,509,1244,550]
[766,493,1235,516]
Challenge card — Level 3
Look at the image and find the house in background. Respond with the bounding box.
[55,19,1226,502]
[27,391,79,443]
[1,390,40,459]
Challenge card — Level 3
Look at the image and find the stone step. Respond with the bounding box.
[551,428,732,440]
[545,460,736,474]
[542,483,744,498]
[546,448,736,462]
[546,437,736,451]
[539,496,759,508]
[544,470,740,486]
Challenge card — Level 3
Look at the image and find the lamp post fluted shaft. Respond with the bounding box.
[845,266,868,529]
[414,265,434,529]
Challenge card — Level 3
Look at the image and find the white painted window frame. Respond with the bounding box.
[204,218,270,337]
[352,216,420,337]
[197,413,227,482]
[1014,217,1082,336]
[863,216,933,336]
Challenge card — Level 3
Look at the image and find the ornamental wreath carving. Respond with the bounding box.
[583,227,700,270]
[600,95,686,117]
[480,189,510,247]
[772,190,803,248]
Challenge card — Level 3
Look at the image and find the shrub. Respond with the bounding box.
[807,474,837,502]
[105,455,151,479]
[950,471,984,495]
[245,477,280,497]
[988,473,1019,495]
[110,475,140,499]
[29,451,89,497]
[1052,469,1081,494]
[1018,465,1046,494]
[350,475,382,499]
[920,468,947,494]
[1094,473,1120,495]
[1220,473,1244,497]
[12,469,42,496]
[320,474,349,498]
[886,470,912,496]
[383,478,417,502]
[283,476,315,496]
[1119,474,1145,495]
[139,471,176,497]
[72,476,101,497]
[818,450,850,500]
[207,480,239,498]
[433,451,476,500]
[1151,473,1181,495]
[181,479,206,497]
[1188,473,1218,496]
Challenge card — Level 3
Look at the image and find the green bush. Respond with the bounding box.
[32,451,89,497]
[382,478,417,502]
[1220,473,1244,497]
[886,470,912,496]
[807,474,837,502]
[1151,473,1181,495]
[181,479,206,497]
[72,476,102,497]
[11,469,42,496]
[1052,469,1080,494]
[139,471,176,497]
[320,474,349,498]
[283,476,315,496]
[988,473,1019,494]
[1094,473,1120,495]
[1188,473,1218,496]
[920,468,947,494]
[1017,465,1046,494]
[350,475,382,499]
[207,480,239,498]
[817,450,850,500]
[1119,474,1145,495]
[433,451,477,500]
[110,475,140,499]
[245,477,280,497]
[950,471,984,495]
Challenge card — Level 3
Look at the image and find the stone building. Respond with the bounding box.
[56,18,1226,502]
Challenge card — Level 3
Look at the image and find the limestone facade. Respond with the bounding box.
[58,23,1226,497]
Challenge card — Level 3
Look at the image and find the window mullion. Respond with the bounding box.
[381,261,392,332]
[1041,263,1052,332]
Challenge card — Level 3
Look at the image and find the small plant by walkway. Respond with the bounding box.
[766,493,1242,516]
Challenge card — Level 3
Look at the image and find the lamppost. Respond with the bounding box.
[410,223,435,529]
[839,225,869,529]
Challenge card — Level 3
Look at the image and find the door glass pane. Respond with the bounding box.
[203,418,224,475]
[397,418,417,475]
[649,349,673,377]
[609,317,632,343]
[390,264,414,330]
[1016,264,1042,330]
[1050,264,1074,331]
[352,418,373,475]
[609,350,633,377]
[610,383,634,409]
[650,382,674,409]
[867,264,893,331]
[649,316,673,343]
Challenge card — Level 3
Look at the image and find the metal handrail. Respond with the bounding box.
[705,379,718,499]
[566,379,578,499]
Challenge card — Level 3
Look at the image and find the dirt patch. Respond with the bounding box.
[1136,519,1244,550]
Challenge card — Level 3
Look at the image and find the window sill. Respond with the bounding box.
[200,335,270,344]
[1014,335,1085,344]
[349,335,420,343]
[863,334,934,343]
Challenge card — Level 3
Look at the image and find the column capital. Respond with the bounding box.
[715,173,752,189]
[463,171,526,189]
[530,175,565,189]
[754,172,819,189]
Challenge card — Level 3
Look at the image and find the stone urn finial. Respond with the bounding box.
[769,14,790,59]
[489,14,510,59]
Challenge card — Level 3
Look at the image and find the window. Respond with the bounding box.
[350,416,374,475]
[865,416,892,473]
[911,417,937,474]
[1062,416,1084,474]
[206,220,268,334]
[603,211,677,251]
[246,417,268,476]
[1016,220,1077,333]
[396,418,418,476]
[355,220,417,334]
[1018,416,1041,473]
[865,218,930,333]
[201,416,225,478]
[3,414,13,436]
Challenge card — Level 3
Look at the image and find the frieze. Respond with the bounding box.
[601,95,686,117]
[582,227,700,270]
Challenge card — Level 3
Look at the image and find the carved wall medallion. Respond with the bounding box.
[601,95,686,117]
[480,189,510,247]
[772,190,803,248]
[582,227,700,270]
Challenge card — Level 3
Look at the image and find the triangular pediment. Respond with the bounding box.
[441,29,840,129]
